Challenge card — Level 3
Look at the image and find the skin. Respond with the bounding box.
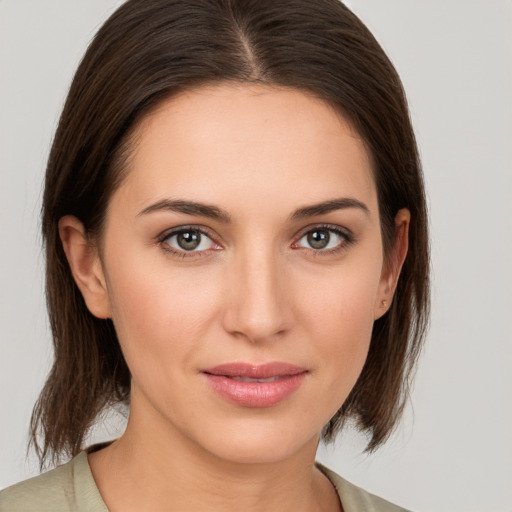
[60,84,409,512]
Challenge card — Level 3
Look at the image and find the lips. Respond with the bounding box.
[202,362,307,408]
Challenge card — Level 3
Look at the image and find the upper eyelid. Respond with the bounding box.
[293,223,353,239]
[157,224,217,242]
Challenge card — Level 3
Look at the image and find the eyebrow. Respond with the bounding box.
[138,197,369,223]
[138,199,232,222]
[290,198,370,220]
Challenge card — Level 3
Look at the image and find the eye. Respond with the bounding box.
[294,226,351,252]
[160,227,219,254]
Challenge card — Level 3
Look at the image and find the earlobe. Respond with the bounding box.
[374,208,410,319]
[58,215,111,319]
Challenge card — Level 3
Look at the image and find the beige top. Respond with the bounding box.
[0,452,410,512]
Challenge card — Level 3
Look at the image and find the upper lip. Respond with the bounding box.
[202,362,307,379]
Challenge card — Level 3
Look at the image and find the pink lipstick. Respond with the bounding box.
[202,362,307,407]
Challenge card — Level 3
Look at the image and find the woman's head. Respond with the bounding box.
[34,0,429,465]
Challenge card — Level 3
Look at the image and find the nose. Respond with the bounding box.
[221,246,292,343]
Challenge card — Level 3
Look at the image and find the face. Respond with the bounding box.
[68,84,402,464]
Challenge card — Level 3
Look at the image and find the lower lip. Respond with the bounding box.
[204,373,307,408]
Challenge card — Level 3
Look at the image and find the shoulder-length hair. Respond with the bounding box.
[33,0,429,466]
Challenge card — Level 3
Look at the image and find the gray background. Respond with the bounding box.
[1,1,511,511]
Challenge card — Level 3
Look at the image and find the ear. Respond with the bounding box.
[59,215,111,319]
[374,208,410,319]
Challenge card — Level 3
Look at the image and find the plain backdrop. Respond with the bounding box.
[1,1,511,511]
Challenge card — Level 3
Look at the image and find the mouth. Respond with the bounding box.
[202,362,308,408]
[229,375,282,383]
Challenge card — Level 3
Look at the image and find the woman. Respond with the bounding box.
[0,0,429,511]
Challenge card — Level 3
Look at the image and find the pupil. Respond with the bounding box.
[307,230,329,249]
[177,231,200,250]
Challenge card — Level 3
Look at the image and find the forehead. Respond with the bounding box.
[117,84,377,216]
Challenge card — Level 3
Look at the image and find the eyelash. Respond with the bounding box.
[156,223,355,259]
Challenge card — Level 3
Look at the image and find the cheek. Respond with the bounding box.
[296,257,382,391]
[300,257,381,336]
[311,285,374,370]
[104,254,224,369]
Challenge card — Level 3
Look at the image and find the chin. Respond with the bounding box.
[190,417,321,465]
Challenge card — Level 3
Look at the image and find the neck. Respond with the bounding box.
[88,389,341,512]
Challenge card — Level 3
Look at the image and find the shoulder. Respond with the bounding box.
[0,452,108,512]
[316,463,412,512]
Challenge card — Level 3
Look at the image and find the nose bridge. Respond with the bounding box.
[223,242,289,342]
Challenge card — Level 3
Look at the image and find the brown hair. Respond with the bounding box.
[33,0,429,466]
